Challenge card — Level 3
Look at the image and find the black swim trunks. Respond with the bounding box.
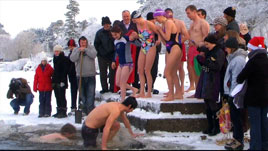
[81,122,104,147]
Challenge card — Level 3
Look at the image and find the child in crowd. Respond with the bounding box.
[40,123,76,143]
[111,26,139,102]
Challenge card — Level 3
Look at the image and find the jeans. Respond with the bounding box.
[10,93,34,113]
[39,91,52,116]
[78,76,96,115]
[68,75,78,109]
[248,106,268,150]
[228,97,244,143]
[97,56,115,91]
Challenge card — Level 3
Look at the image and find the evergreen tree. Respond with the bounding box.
[64,0,80,41]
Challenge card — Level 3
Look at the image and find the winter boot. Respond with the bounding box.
[203,109,213,134]
[208,112,220,136]
[52,107,60,118]
[57,108,67,118]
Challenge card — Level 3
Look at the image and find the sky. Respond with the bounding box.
[0,0,141,38]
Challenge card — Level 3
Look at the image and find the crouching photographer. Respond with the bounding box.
[7,78,34,115]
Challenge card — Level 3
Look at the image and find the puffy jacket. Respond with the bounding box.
[52,52,68,89]
[33,64,54,92]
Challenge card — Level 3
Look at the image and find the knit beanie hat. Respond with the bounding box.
[223,7,236,18]
[131,10,142,19]
[247,37,265,50]
[213,16,228,26]
[153,9,166,18]
[225,37,239,49]
[53,45,63,52]
[204,34,218,44]
[101,16,111,25]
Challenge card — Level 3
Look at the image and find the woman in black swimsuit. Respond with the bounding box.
[154,9,183,101]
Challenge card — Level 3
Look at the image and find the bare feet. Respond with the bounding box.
[163,92,169,95]
[187,94,195,98]
[131,88,139,97]
[161,95,174,101]
[145,93,152,98]
[185,87,195,92]
[136,93,146,98]
[174,94,183,100]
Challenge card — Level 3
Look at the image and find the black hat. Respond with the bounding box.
[101,16,111,25]
[204,34,218,44]
[223,7,236,18]
[146,12,154,20]
[225,37,239,49]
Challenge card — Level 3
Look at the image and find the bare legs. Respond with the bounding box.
[177,60,185,95]
[137,46,156,98]
[186,60,196,92]
[162,45,182,101]
[116,66,138,102]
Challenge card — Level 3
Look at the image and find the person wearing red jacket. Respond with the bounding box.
[33,57,54,118]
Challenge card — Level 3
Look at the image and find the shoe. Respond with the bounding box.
[100,90,108,94]
[38,115,44,118]
[224,139,244,150]
[23,112,29,116]
[52,107,60,118]
[153,89,159,94]
[14,111,19,115]
[44,114,50,117]
[57,108,67,118]
[68,109,76,116]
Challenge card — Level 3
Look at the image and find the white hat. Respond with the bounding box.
[53,45,63,52]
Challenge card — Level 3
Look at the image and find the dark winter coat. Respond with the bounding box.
[33,63,54,92]
[240,33,251,45]
[66,50,77,77]
[118,20,138,35]
[195,45,225,102]
[7,78,32,100]
[94,28,115,60]
[237,49,268,107]
[52,52,68,89]
[226,20,240,33]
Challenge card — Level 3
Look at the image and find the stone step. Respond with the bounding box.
[135,95,205,114]
[127,109,207,132]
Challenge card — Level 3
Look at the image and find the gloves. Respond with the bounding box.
[60,82,65,87]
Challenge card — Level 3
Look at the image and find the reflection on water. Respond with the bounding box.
[0,123,192,150]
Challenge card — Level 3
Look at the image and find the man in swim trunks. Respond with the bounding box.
[185,5,209,92]
[81,96,143,150]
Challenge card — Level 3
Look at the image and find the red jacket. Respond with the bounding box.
[33,64,54,92]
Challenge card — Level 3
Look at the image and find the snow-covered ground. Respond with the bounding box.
[0,54,249,150]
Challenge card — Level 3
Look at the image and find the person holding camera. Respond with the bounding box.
[7,78,34,115]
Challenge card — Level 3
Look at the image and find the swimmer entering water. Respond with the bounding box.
[81,96,143,150]
[40,123,76,143]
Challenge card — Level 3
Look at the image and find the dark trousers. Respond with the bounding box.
[78,76,96,115]
[54,87,67,109]
[39,91,52,116]
[97,56,115,91]
[68,75,78,109]
[248,106,268,150]
[10,93,33,113]
[228,97,244,143]
[132,47,140,89]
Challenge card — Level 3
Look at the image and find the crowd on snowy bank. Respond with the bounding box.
[2,4,268,151]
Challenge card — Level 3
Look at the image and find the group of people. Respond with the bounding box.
[6,4,268,151]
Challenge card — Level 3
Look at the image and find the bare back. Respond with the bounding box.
[189,18,209,46]
[173,18,189,43]
[85,102,121,129]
